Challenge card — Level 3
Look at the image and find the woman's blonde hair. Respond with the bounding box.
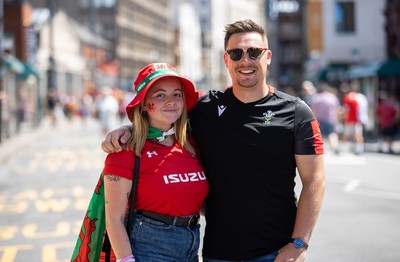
[126,83,195,157]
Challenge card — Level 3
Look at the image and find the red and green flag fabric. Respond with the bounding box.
[71,173,116,262]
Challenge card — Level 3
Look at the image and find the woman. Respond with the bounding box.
[103,63,208,262]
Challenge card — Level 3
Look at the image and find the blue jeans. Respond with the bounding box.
[203,251,278,262]
[128,214,200,262]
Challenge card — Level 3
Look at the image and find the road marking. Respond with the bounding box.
[343,179,360,192]
[0,245,32,262]
[42,241,75,262]
[22,222,70,238]
[351,188,400,200]
[330,176,400,201]
[324,153,366,165]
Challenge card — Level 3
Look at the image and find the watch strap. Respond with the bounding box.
[290,237,309,250]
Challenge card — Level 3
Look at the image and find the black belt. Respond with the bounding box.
[136,210,200,229]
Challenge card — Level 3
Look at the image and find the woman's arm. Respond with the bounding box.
[104,174,133,259]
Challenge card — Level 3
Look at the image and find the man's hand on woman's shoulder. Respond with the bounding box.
[101,125,132,153]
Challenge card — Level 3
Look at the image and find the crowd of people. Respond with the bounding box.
[301,80,400,155]
[46,86,134,133]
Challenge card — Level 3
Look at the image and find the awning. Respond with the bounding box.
[2,54,41,80]
[2,54,25,75]
[21,62,41,79]
[318,63,348,81]
[377,58,400,77]
[347,61,382,79]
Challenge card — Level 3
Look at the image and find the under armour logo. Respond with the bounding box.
[146,151,158,158]
[218,105,227,116]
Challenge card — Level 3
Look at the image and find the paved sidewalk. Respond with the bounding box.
[0,119,53,164]
[0,117,106,165]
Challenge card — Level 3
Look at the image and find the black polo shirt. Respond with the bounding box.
[190,87,323,260]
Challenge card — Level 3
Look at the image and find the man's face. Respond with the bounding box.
[224,32,272,90]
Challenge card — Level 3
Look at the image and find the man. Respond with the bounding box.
[102,19,325,262]
[341,81,368,155]
[312,84,340,154]
[376,91,400,154]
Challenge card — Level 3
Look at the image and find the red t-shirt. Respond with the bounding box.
[103,140,208,217]
[343,92,359,124]
[376,101,398,128]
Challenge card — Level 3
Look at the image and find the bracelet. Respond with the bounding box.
[116,254,135,262]
[116,259,135,262]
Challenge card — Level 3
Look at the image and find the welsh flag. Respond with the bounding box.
[71,173,116,262]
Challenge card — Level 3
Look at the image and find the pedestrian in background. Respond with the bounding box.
[101,19,325,262]
[103,63,208,262]
[96,87,119,135]
[312,84,340,154]
[341,81,368,155]
[300,80,317,106]
[376,91,400,154]
[79,93,94,125]
[46,87,60,126]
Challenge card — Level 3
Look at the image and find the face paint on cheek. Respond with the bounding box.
[147,102,156,112]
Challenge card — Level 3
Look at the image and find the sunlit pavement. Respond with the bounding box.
[0,117,108,262]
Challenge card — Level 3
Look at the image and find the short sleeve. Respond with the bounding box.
[103,150,136,180]
[294,99,324,155]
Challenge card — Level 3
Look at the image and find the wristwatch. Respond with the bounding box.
[290,238,308,250]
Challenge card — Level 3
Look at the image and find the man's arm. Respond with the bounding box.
[276,154,325,262]
[101,125,132,153]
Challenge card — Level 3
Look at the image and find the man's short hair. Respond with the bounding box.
[224,19,268,49]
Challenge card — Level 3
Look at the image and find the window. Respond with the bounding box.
[335,1,355,33]
[79,0,116,8]
[94,0,116,8]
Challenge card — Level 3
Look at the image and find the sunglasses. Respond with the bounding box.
[226,47,268,61]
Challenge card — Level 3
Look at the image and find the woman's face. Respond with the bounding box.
[143,77,184,131]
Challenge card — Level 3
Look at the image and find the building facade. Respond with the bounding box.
[115,0,175,90]
[308,0,386,85]
[381,0,400,98]
[26,0,175,91]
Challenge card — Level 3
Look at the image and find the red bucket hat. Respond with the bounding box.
[126,63,198,121]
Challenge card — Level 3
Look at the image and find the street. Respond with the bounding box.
[307,148,400,261]
[0,118,399,262]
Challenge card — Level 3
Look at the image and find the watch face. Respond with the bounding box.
[293,238,304,248]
